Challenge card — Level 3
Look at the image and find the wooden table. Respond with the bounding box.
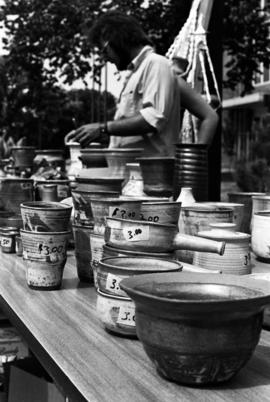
[0,251,270,402]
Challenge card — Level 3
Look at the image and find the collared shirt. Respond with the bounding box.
[109,46,181,156]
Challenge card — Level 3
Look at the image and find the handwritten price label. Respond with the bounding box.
[117,305,136,326]
[109,207,136,219]
[38,243,64,256]
[122,226,149,242]
[1,237,12,247]
[106,273,121,292]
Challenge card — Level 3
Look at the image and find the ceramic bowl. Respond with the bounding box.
[105,217,177,252]
[140,201,181,224]
[105,217,225,255]
[20,201,72,232]
[120,272,270,385]
[97,256,182,297]
[96,289,136,337]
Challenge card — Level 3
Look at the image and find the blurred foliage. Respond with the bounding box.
[0,0,268,147]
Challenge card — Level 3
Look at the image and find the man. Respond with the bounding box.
[66,11,181,156]
[66,11,218,154]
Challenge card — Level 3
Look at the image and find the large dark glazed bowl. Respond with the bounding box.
[120,272,270,385]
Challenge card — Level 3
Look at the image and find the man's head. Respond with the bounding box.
[88,11,152,70]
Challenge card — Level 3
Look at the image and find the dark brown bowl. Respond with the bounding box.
[120,272,270,385]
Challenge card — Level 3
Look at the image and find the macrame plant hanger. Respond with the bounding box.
[166,0,221,143]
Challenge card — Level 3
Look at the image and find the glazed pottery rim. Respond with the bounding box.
[141,201,181,206]
[106,216,177,228]
[103,244,174,257]
[75,176,124,182]
[20,201,72,210]
[99,256,183,273]
[35,149,64,154]
[66,141,80,146]
[120,272,270,309]
[182,206,233,212]
[97,288,131,301]
[20,229,72,236]
[252,195,270,200]
[35,179,70,184]
[101,148,144,153]
[71,189,119,195]
[90,197,143,203]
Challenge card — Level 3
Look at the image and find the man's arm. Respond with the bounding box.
[177,76,219,145]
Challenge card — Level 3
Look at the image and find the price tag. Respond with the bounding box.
[21,182,32,190]
[1,237,12,247]
[117,304,136,326]
[106,273,121,292]
[122,226,149,242]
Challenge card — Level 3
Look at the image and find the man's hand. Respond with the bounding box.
[64,123,102,147]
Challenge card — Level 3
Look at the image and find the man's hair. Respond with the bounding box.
[88,11,152,51]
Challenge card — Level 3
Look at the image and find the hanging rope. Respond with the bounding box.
[166,0,221,143]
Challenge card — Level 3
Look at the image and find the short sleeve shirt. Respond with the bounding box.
[109,46,181,156]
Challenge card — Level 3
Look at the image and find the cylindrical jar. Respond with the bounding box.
[194,223,251,275]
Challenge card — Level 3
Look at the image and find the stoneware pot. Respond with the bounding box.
[105,217,225,255]
[21,229,70,290]
[97,256,182,297]
[140,201,181,225]
[20,201,72,232]
[177,204,233,263]
[199,202,245,232]
[194,223,251,275]
[0,178,34,214]
[228,192,265,233]
[120,272,270,385]
[252,211,270,262]
[251,195,270,231]
[35,180,71,202]
[75,168,124,192]
[11,146,36,168]
[90,197,142,235]
[72,223,93,283]
[96,289,136,337]
[103,148,144,177]
[71,189,119,226]
[79,148,108,168]
[137,157,175,197]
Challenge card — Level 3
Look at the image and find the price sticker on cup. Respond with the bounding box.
[122,226,149,242]
[117,304,136,326]
[1,237,12,248]
[106,273,121,293]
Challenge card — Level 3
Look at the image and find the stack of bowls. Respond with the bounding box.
[96,256,182,337]
[71,189,119,283]
[174,143,209,201]
[20,201,72,290]
[90,197,142,286]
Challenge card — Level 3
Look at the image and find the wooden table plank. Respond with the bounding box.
[0,251,270,401]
